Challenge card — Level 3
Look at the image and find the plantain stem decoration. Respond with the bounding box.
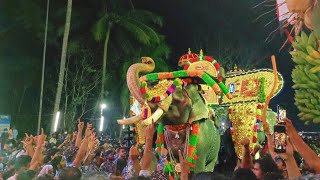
[261,55,278,135]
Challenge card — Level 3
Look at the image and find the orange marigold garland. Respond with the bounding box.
[187,122,200,171]
[156,123,165,156]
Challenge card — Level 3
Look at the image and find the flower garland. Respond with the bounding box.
[187,122,200,171]
[156,122,200,177]
[139,70,232,99]
[156,123,165,155]
[253,104,262,143]
[140,79,183,103]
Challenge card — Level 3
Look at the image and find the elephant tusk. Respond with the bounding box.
[117,115,143,125]
[142,108,164,126]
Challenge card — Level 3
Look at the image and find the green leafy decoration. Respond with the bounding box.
[258,77,266,103]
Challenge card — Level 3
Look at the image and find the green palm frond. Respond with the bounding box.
[125,17,161,44]
[92,14,108,41]
[117,18,151,45]
[125,10,163,27]
[153,58,171,72]
[151,41,171,59]
[113,29,136,56]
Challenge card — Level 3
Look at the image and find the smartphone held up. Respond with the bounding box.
[274,104,287,153]
[277,104,286,124]
[274,125,286,153]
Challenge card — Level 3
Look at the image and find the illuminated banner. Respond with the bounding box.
[0,115,11,132]
[221,69,284,105]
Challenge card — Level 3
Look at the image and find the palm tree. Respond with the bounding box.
[52,0,72,134]
[92,1,163,104]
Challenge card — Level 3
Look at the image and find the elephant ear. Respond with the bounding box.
[185,84,209,123]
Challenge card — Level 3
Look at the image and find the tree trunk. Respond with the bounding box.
[52,0,72,134]
[129,0,135,9]
[18,86,27,113]
[99,23,112,103]
[63,58,70,130]
[37,0,50,135]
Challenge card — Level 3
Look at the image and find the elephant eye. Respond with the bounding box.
[147,80,160,87]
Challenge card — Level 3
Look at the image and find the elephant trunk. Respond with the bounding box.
[127,57,155,105]
[117,115,143,125]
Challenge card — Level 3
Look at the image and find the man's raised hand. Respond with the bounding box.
[37,128,47,147]
[178,150,190,178]
[21,133,34,146]
[145,123,154,142]
[240,138,250,147]
[85,123,93,138]
[129,145,140,161]
[72,131,77,142]
[77,119,84,131]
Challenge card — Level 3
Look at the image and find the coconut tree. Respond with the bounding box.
[52,0,72,134]
[92,0,163,105]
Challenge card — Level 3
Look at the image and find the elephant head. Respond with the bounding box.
[118,57,232,127]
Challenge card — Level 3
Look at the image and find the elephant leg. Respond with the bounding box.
[194,119,220,173]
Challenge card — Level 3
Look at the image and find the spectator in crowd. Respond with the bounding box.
[115,147,128,176]
[100,150,116,173]
[0,128,9,149]
[49,133,58,146]
[59,167,82,180]
[16,170,37,180]
[12,126,18,140]
[50,155,66,177]
[252,155,282,180]
[231,168,257,180]
[7,155,32,180]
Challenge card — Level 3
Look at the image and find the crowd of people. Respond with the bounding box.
[300,133,320,156]
[0,118,319,180]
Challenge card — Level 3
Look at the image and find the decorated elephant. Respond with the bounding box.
[118,51,232,175]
